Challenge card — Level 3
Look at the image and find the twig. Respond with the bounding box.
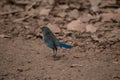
[70,64,83,67]
[26,1,38,11]
[7,0,30,5]
[13,15,31,22]
[12,1,31,5]
[0,34,11,38]
[0,10,22,15]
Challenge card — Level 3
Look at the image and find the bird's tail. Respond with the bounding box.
[58,42,72,49]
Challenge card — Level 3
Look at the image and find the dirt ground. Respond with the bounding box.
[0,0,120,80]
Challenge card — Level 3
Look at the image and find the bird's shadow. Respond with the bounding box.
[52,55,65,61]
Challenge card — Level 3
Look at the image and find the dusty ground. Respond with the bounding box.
[0,0,120,80]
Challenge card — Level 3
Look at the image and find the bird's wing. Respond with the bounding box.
[44,34,58,50]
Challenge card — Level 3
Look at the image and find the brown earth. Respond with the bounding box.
[0,0,120,80]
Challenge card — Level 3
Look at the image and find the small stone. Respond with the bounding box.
[59,5,69,10]
[101,13,120,22]
[86,24,97,33]
[67,19,86,32]
[0,34,5,38]
[26,35,33,39]
[48,0,55,5]
[47,23,61,33]
[54,17,63,22]
[39,8,51,16]
[70,64,83,68]
[115,8,120,13]
[57,11,66,18]
[24,26,30,29]
[91,34,99,41]
[65,17,72,22]
[38,20,48,27]
[80,14,93,22]
[0,34,10,38]
[69,3,80,9]
[68,9,79,19]
[80,14,101,23]
[89,0,101,11]
[100,0,116,8]
[101,13,113,22]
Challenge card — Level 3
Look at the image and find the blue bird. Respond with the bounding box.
[41,26,72,58]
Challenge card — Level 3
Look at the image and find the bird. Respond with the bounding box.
[41,26,72,59]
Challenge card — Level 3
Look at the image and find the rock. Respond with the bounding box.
[38,20,48,26]
[91,34,99,41]
[47,23,61,33]
[0,34,10,38]
[68,9,79,19]
[42,0,48,3]
[27,9,39,16]
[69,3,80,9]
[59,5,69,10]
[65,17,72,22]
[89,0,101,11]
[54,17,63,22]
[39,8,51,16]
[0,34,6,38]
[101,13,112,22]
[67,19,86,32]
[80,14,101,23]
[57,11,67,18]
[105,29,120,40]
[48,0,55,5]
[100,0,116,8]
[101,13,120,22]
[115,8,120,13]
[70,64,83,68]
[86,24,97,33]
[80,14,93,22]
[24,26,30,29]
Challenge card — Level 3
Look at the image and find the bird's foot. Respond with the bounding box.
[53,54,57,58]
[53,55,60,61]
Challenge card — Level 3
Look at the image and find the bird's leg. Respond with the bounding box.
[53,49,57,58]
[53,50,60,60]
